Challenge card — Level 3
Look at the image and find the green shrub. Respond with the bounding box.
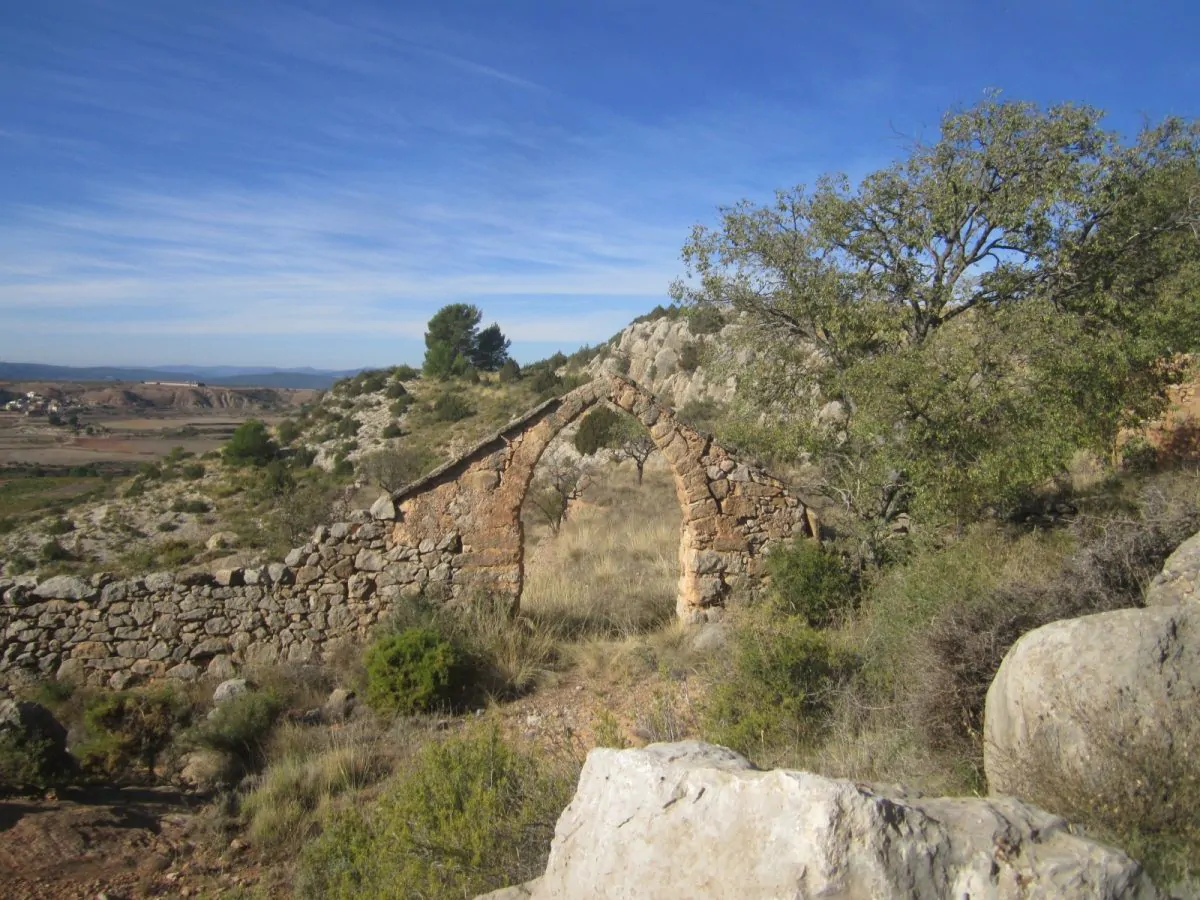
[335,417,361,438]
[390,364,420,381]
[156,521,178,532]
[363,628,462,715]
[677,341,702,372]
[0,732,59,790]
[389,394,414,417]
[703,611,858,759]
[359,370,387,393]
[171,498,211,514]
[8,554,35,574]
[224,420,279,467]
[76,688,192,778]
[276,418,301,445]
[384,382,407,400]
[430,392,474,422]
[331,458,355,479]
[295,727,575,900]
[687,305,725,334]
[123,477,147,498]
[497,359,521,383]
[381,422,403,439]
[0,516,17,534]
[39,540,73,563]
[767,540,854,628]
[43,516,75,535]
[189,691,282,770]
[180,463,206,480]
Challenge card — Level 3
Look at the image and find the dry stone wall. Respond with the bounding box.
[1,374,816,689]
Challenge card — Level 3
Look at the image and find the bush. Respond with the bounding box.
[389,394,414,416]
[1002,693,1200,887]
[295,727,575,900]
[0,703,72,790]
[687,305,725,334]
[381,422,403,439]
[911,474,1200,755]
[276,418,301,445]
[497,359,521,383]
[76,688,192,779]
[703,611,858,760]
[189,691,282,770]
[574,406,620,456]
[390,364,420,381]
[363,628,462,715]
[677,341,702,372]
[384,382,407,400]
[359,447,435,492]
[767,540,854,628]
[39,540,74,563]
[331,458,354,479]
[171,498,211,514]
[224,420,279,467]
[240,726,392,851]
[430,392,474,422]
[43,517,75,535]
[180,463,206,480]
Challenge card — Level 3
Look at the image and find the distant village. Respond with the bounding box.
[2,390,84,418]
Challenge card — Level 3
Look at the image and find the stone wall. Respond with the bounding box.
[1,374,816,689]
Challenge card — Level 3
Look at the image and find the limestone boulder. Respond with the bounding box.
[33,575,96,601]
[212,677,249,705]
[1145,528,1200,606]
[479,741,1156,900]
[983,603,1200,797]
[370,493,396,520]
[178,748,237,793]
[205,531,239,552]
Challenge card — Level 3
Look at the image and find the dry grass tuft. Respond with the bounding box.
[240,720,395,853]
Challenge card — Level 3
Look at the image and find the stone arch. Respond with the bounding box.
[387,374,817,623]
[499,377,722,621]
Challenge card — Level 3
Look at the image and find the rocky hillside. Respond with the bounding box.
[586,308,744,408]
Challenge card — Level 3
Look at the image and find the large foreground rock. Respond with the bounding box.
[983,603,1200,797]
[479,741,1155,900]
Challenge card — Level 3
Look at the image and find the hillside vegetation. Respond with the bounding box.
[2,95,1200,898]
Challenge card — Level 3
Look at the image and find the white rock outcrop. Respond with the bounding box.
[480,741,1156,900]
[983,601,1200,798]
[586,315,743,407]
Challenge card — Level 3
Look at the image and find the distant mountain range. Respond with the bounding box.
[0,362,363,389]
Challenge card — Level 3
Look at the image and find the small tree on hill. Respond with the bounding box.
[423,304,511,378]
[472,323,512,371]
[223,420,278,467]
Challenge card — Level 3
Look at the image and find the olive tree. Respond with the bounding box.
[672,94,1200,554]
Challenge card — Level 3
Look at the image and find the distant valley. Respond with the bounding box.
[0,361,361,389]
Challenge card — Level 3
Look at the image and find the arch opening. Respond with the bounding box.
[516,401,684,635]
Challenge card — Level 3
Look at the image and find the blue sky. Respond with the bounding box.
[2,0,1197,369]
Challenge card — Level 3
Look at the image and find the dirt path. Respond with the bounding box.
[0,787,256,899]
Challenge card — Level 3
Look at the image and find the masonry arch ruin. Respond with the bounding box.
[0,374,822,689]
[388,373,818,622]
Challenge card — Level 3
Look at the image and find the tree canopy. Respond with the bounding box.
[422,304,511,378]
[672,94,1200,555]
